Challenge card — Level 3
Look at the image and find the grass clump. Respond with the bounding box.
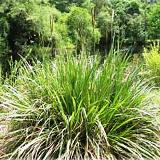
[0,52,160,159]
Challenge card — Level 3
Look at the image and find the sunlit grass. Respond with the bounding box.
[143,43,160,86]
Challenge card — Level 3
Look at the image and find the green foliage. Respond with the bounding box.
[97,9,111,36]
[67,6,100,52]
[0,0,159,66]
[49,0,85,12]
[92,0,109,15]
[111,0,145,47]
[0,2,10,73]
[0,36,10,76]
[55,13,75,51]
[6,0,60,39]
[143,43,160,85]
[0,0,62,63]
[91,0,147,52]
[0,37,7,58]
[147,2,160,39]
[96,6,112,51]
[1,52,159,159]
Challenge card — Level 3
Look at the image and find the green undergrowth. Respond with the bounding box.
[143,44,160,86]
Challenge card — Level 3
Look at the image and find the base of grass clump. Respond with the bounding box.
[0,52,160,159]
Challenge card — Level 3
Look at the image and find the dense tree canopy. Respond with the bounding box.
[0,0,159,74]
[66,6,100,52]
[147,2,160,39]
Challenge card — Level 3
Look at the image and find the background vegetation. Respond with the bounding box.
[0,0,160,73]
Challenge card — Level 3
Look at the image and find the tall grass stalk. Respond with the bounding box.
[0,52,160,159]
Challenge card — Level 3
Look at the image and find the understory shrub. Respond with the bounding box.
[143,44,160,86]
[0,52,160,159]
